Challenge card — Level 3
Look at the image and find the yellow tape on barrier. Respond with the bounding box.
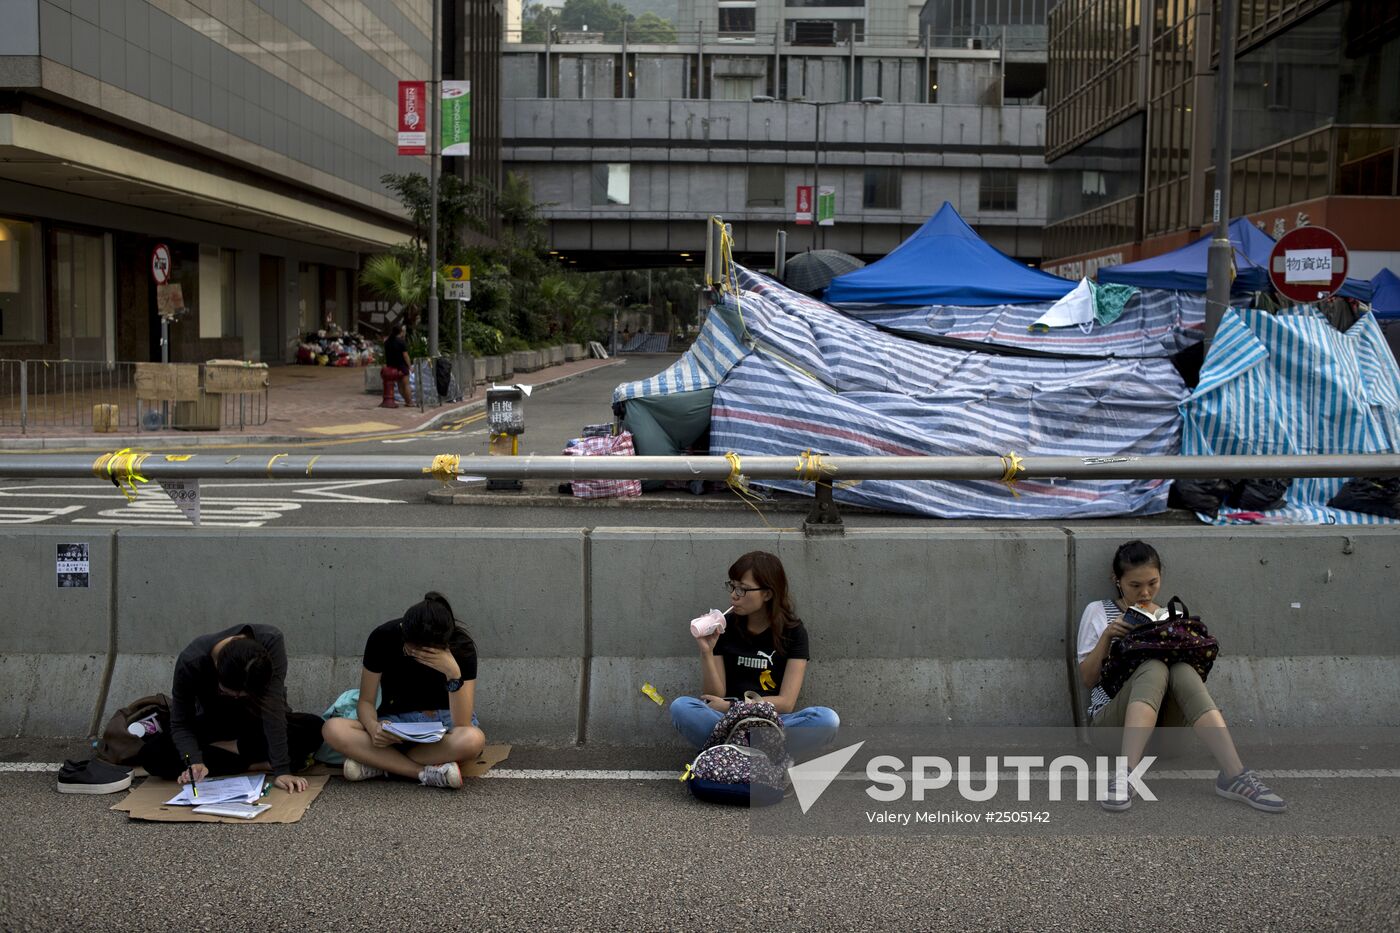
[999,451,1025,498]
[92,447,151,502]
[423,454,461,485]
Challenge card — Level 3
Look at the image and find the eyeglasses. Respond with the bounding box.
[725,581,769,596]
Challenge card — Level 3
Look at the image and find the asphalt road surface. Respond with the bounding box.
[1,739,1397,932]
[0,355,1197,531]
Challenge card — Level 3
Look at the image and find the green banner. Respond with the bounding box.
[441,80,471,156]
[816,185,836,226]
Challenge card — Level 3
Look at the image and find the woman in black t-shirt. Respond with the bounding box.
[322,592,484,789]
[670,551,840,761]
[383,323,413,408]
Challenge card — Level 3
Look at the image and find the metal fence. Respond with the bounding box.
[0,359,269,434]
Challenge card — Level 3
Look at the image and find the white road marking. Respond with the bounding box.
[0,505,86,525]
[5,763,1399,780]
[0,480,405,526]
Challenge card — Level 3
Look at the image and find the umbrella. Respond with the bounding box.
[781,249,865,295]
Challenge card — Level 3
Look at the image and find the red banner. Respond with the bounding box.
[795,185,813,225]
[397,81,427,155]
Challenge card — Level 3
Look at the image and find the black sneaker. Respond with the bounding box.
[1215,768,1287,813]
[57,759,133,795]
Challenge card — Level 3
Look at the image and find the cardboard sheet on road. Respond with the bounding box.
[112,746,510,823]
[113,775,329,823]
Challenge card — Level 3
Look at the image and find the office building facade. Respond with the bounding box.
[0,0,501,364]
[1042,0,1400,280]
[500,0,1051,267]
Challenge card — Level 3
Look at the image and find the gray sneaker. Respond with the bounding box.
[418,761,463,789]
[1216,769,1287,813]
[1101,774,1133,812]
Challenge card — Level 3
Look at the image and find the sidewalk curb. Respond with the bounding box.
[0,359,625,452]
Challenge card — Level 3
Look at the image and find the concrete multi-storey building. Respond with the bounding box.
[1042,0,1400,280]
[501,0,1051,268]
[0,0,501,364]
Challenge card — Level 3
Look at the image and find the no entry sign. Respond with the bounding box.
[1269,226,1348,302]
[151,243,171,285]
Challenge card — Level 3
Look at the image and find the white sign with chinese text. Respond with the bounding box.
[1284,249,1333,283]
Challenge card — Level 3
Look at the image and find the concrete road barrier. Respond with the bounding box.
[0,529,114,735]
[2,526,1396,739]
[1067,527,1400,728]
[586,528,1072,746]
[99,529,587,745]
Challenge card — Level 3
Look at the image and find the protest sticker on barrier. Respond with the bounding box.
[159,479,201,526]
[57,542,89,588]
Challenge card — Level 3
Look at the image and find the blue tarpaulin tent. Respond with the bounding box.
[1098,218,1372,301]
[1372,269,1400,319]
[823,202,1076,307]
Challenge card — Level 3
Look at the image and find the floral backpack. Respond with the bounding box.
[1098,596,1220,700]
[685,695,789,807]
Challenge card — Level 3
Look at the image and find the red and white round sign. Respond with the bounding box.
[1269,226,1348,302]
[151,243,172,285]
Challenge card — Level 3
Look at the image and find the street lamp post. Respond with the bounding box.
[1205,0,1237,351]
[752,95,883,252]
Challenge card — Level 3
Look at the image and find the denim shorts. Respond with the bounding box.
[380,709,481,729]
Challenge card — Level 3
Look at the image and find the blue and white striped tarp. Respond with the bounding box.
[706,268,1186,519]
[1181,308,1400,525]
[843,288,1205,358]
[612,303,751,403]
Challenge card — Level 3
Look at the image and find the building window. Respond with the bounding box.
[718,3,756,35]
[220,249,239,338]
[862,167,900,209]
[591,163,631,205]
[747,165,785,207]
[979,169,1018,211]
[0,217,43,344]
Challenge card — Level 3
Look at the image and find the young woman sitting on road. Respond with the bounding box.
[145,624,321,794]
[1077,540,1286,813]
[322,592,485,789]
[669,551,840,761]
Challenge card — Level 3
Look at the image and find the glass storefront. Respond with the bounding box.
[0,217,43,345]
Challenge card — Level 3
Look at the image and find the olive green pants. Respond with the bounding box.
[1092,659,1220,728]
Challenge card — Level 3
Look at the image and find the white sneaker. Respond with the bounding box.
[419,761,463,789]
[342,758,386,782]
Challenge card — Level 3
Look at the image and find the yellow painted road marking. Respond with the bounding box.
[306,421,399,436]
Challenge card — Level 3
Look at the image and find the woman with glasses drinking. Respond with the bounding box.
[669,551,840,761]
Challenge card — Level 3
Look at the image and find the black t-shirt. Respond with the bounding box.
[363,619,478,715]
[385,335,409,371]
[712,618,810,697]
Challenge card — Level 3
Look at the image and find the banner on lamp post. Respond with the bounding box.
[441,81,471,156]
[397,81,427,155]
[795,185,813,225]
[817,186,836,226]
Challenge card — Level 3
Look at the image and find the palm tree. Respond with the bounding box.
[359,254,427,330]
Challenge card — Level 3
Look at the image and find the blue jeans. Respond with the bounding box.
[669,696,840,761]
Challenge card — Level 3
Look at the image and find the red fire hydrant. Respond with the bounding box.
[379,366,400,408]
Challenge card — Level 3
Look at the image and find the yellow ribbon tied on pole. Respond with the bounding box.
[999,451,1026,498]
[423,454,461,485]
[92,448,151,503]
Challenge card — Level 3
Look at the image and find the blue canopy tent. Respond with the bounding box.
[823,201,1076,306]
[1372,268,1400,320]
[1098,218,1372,301]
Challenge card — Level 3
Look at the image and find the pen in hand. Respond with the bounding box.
[184,754,198,798]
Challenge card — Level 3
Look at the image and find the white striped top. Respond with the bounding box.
[1076,599,1124,721]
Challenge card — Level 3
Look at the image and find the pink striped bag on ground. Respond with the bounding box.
[563,430,643,499]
